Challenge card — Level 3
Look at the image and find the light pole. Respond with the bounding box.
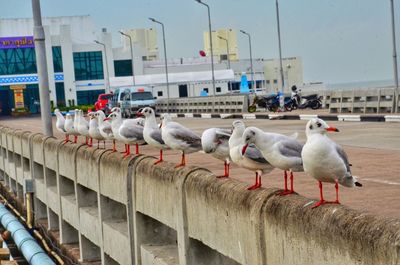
[195,0,216,111]
[94,40,110,93]
[390,0,399,112]
[240,30,254,91]
[218,35,232,93]
[149,18,170,113]
[31,0,53,136]
[118,31,136,86]
[275,0,285,92]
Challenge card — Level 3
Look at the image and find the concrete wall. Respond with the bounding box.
[0,126,399,265]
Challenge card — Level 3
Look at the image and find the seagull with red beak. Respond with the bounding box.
[229,121,274,190]
[97,110,115,150]
[242,126,303,194]
[302,118,362,208]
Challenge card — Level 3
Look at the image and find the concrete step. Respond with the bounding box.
[141,244,179,265]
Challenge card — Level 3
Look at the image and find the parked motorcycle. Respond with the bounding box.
[298,94,322,110]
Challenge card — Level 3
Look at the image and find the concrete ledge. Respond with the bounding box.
[141,244,179,265]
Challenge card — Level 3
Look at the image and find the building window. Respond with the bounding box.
[52,46,63,73]
[220,54,228,61]
[266,80,270,84]
[0,48,37,75]
[55,82,66,107]
[157,91,163,97]
[273,79,278,84]
[114,59,133,77]
[256,80,262,88]
[216,87,221,93]
[203,88,209,93]
[73,51,104,81]
[76,89,105,105]
[231,82,240,91]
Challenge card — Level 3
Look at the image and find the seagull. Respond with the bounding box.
[77,110,89,145]
[160,114,202,167]
[229,120,274,190]
[54,109,68,142]
[302,118,362,208]
[96,110,115,151]
[202,127,232,178]
[242,126,304,195]
[118,117,145,157]
[105,112,144,156]
[140,107,169,164]
[88,112,104,148]
[64,113,79,143]
[105,111,125,153]
[72,109,80,143]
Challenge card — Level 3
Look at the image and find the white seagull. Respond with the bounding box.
[301,118,362,208]
[160,114,202,167]
[140,107,169,164]
[64,113,79,143]
[229,120,274,190]
[96,110,115,151]
[118,117,145,157]
[105,111,125,153]
[242,126,304,195]
[202,127,232,178]
[88,112,104,148]
[54,109,68,142]
[77,110,89,145]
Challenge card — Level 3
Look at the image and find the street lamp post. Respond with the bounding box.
[94,40,110,93]
[149,18,170,113]
[240,30,254,91]
[31,0,53,136]
[275,0,285,92]
[118,31,136,86]
[218,35,232,93]
[195,0,216,111]
[390,0,399,112]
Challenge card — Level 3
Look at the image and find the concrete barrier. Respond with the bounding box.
[0,127,398,265]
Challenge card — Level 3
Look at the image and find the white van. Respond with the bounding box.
[111,86,156,117]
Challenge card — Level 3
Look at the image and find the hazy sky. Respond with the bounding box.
[0,0,399,84]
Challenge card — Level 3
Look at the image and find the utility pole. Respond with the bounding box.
[31,0,53,136]
[119,31,136,86]
[390,0,399,112]
[275,0,285,92]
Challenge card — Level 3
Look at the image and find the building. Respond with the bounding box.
[203,29,239,61]
[264,57,304,93]
[0,15,303,116]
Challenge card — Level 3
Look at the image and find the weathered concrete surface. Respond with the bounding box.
[141,244,179,265]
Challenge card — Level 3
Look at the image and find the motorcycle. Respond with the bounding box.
[257,94,293,112]
[298,94,322,110]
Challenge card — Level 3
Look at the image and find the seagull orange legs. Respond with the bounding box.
[217,161,230,178]
[279,171,295,196]
[311,181,340,208]
[112,140,117,152]
[247,172,262,190]
[175,152,186,168]
[154,149,164,165]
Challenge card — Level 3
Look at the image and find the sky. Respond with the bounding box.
[0,0,399,84]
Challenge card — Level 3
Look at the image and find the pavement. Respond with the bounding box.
[1,114,399,219]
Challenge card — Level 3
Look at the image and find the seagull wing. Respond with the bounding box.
[277,139,303,158]
[245,144,269,164]
[169,126,201,149]
[120,125,143,140]
[334,144,351,173]
[150,130,165,145]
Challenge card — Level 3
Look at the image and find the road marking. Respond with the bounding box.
[360,178,400,186]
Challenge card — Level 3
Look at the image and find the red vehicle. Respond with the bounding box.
[94,93,113,113]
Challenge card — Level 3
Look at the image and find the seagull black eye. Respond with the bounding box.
[316,122,322,127]
[246,136,251,142]
[309,125,314,130]
[251,131,255,135]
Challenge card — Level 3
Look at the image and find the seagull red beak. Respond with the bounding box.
[136,112,143,117]
[326,127,339,132]
[241,144,249,155]
[103,118,110,121]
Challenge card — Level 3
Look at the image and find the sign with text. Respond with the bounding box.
[0,36,34,49]
[10,85,26,109]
